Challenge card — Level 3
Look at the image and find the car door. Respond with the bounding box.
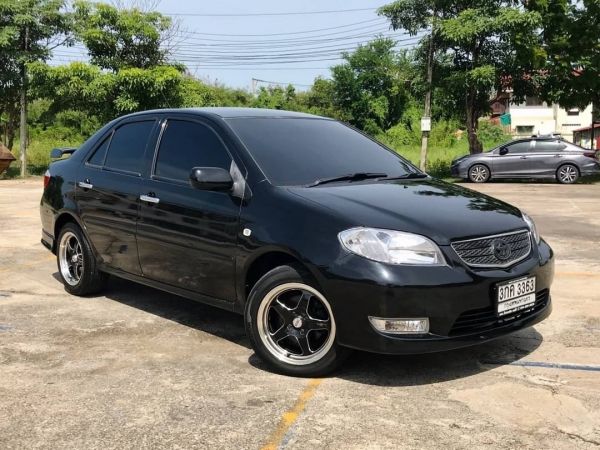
[528,140,567,176]
[493,140,533,177]
[136,117,242,302]
[76,118,159,275]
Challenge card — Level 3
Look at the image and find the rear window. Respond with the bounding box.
[226,118,415,186]
[88,134,111,166]
[104,121,155,174]
[533,140,567,152]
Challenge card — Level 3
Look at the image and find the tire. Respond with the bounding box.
[244,264,350,377]
[56,223,107,296]
[556,164,579,184]
[468,164,491,183]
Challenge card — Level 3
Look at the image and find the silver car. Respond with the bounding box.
[451,138,600,184]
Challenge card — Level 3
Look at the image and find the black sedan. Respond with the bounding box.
[40,108,554,376]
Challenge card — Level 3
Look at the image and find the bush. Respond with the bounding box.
[430,119,459,147]
[478,121,510,147]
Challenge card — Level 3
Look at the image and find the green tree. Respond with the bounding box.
[0,0,73,175]
[29,61,183,122]
[329,38,411,135]
[74,1,172,71]
[29,3,189,122]
[526,1,600,121]
[380,1,542,153]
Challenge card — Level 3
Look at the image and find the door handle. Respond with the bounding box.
[520,156,528,159]
[554,154,563,157]
[78,180,93,189]
[140,194,160,204]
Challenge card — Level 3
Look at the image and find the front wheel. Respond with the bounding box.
[556,164,579,184]
[468,164,491,183]
[244,265,350,377]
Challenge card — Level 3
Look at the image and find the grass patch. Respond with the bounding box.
[389,140,471,178]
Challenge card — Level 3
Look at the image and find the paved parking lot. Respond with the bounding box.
[1,178,599,449]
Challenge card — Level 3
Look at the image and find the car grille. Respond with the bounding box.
[451,230,532,268]
[448,289,549,336]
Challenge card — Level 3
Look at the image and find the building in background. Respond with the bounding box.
[573,124,600,150]
[490,95,593,144]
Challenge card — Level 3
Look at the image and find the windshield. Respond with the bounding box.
[226,118,418,186]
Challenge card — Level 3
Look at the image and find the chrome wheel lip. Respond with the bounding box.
[58,231,83,286]
[470,165,488,182]
[559,166,577,183]
[257,282,336,366]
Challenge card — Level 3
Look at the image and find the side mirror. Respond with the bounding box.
[189,167,233,191]
[499,147,509,155]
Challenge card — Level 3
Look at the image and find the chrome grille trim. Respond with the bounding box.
[451,229,532,268]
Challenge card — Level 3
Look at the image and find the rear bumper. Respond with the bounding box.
[318,239,554,355]
[580,160,600,176]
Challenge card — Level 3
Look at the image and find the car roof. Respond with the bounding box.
[122,107,328,120]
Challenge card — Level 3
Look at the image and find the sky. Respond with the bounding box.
[52,0,419,91]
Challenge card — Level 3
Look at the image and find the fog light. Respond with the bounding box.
[368,317,429,334]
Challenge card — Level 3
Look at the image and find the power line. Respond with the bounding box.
[177,18,384,37]
[253,78,313,88]
[163,7,380,17]
[170,35,421,57]
[175,26,394,46]
[51,39,421,67]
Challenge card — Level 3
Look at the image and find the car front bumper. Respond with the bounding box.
[450,163,463,178]
[317,239,554,355]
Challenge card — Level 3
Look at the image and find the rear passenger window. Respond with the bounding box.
[88,134,111,166]
[154,120,232,182]
[104,121,155,174]
[534,140,567,152]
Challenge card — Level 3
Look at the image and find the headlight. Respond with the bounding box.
[522,212,541,244]
[338,227,446,265]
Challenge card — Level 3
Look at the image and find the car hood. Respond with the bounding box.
[287,179,527,245]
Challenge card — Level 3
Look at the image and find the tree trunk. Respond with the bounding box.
[19,25,29,177]
[7,106,17,150]
[466,93,483,154]
[19,64,27,177]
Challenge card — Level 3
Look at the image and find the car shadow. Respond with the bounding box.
[332,328,543,386]
[64,274,251,350]
[61,274,543,385]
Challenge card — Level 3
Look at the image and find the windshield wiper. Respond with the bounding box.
[378,173,428,181]
[307,172,388,187]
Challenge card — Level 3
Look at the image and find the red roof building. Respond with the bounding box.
[573,124,600,150]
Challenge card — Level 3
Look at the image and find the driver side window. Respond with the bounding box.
[504,141,531,154]
[154,119,232,183]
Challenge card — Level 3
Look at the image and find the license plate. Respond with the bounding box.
[496,276,536,316]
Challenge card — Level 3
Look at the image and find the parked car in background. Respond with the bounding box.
[41,108,554,376]
[451,137,600,184]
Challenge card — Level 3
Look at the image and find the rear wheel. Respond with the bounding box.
[244,264,350,377]
[556,164,579,184]
[57,223,107,295]
[468,164,490,183]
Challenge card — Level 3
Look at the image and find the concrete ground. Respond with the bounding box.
[1,178,599,450]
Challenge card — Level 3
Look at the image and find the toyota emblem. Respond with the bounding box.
[492,239,511,261]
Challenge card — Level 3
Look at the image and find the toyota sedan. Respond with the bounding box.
[41,108,554,376]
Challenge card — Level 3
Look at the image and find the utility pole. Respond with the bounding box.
[591,102,596,150]
[19,25,29,178]
[419,12,436,172]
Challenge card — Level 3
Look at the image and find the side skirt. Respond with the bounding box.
[100,266,241,314]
